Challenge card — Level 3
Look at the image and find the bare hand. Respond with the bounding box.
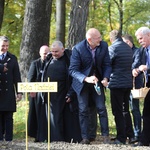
[84,76,98,84]
[16,94,22,102]
[3,66,8,72]
[132,68,139,77]
[139,65,147,72]
[30,92,36,98]
[101,78,108,87]
[65,96,71,103]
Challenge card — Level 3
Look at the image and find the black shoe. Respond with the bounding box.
[112,139,125,145]
[89,138,95,142]
[129,137,138,144]
[134,141,149,147]
[80,139,90,144]
[134,141,144,146]
[110,137,116,141]
[102,136,111,144]
[34,139,39,142]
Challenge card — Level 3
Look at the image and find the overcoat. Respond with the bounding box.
[0,52,22,112]
[27,58,44,139]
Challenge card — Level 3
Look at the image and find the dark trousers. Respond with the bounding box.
[110,88,134,144]
[0,111,13,141]
[77,83,109,139]
[140,77,150,145]
[88,105,97,139]
[129,94,141,138]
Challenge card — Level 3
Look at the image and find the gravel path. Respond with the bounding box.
[0,136,150,150]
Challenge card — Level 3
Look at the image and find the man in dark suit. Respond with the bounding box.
[27,45,50,142]
[0,36,22,142]
[69,28,112,144]
[133,26,150,146]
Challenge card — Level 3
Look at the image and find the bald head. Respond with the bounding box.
[86,28,102,49]
[39,45,50,60]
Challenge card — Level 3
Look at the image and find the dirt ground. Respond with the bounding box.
[0,136,150,150]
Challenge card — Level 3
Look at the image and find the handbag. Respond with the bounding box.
[131,71,149,99]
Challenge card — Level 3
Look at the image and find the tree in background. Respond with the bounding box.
[87,0,150,43]
[0,0,5,30]
[19,0,52,81]
[67,0,90,49]
[56,0,66,45]
[0,0,25,56]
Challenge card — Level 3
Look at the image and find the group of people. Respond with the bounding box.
[0,26,150,147]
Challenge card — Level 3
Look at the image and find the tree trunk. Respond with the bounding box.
[67,0,90,49]
[0,0,5,31]
[19,0,52,81]
[56,0,66,46]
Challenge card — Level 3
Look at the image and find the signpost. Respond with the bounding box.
[18,81,57,150]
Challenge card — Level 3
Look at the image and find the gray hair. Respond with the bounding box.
[109,29,121,41]
[51,41,64,49]
[135,27,150,36]
[0,36,9,42]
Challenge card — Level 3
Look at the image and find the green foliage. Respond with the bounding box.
[1,0,25,57]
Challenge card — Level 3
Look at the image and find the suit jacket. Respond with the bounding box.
[132,46,143,88]
[69,39,112,94]
[139,47,150,74]
[0,52,22,112]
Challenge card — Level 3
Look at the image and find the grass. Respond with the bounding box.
[13,100,28,139]
[13,89,144,139]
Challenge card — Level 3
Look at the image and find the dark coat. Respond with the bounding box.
[132,46,144,88]
[0,52,22,112]
[0,64,4,72]
[27,58,44,139]
[44,49,81,142]
[69,39,112,95]
[139,47,150,73]
[108,38,133,88]
[27,58,44,82]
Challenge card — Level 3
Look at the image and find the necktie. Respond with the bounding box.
[0,54,4,60]
[146,48,150,67]
[146,48,150,81]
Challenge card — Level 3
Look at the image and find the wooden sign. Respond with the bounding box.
[18,82,57,92]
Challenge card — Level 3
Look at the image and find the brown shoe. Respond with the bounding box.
[102,136,110,144]
[80,139,90,144]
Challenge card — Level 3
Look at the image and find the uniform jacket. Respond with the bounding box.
[0,64,4,72]
[69,39,112,94]
[108,38,133,88]
[0,52,22,112]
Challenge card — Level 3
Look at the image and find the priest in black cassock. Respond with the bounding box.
[27,45,50,142]
[40,41,82,143]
